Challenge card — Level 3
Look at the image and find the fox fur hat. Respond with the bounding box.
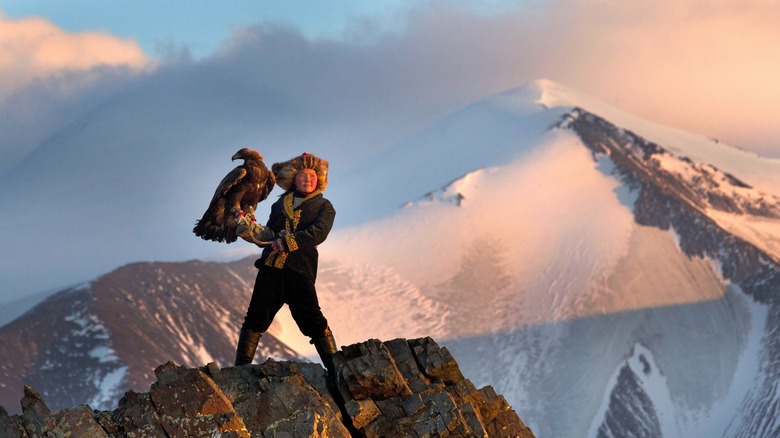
[272,152,329,192]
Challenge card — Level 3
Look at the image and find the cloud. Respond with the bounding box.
[369,0,780,155]
[532,0,780,155]
[207,0,780,155]
[0,11,152,174]
[4,0,779,172]
[0,11,150,98]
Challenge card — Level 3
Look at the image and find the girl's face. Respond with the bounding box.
[294,168,318,194]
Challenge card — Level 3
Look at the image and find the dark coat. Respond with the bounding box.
[255,190,335,281]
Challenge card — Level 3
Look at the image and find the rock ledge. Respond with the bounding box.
[1,337,534,437]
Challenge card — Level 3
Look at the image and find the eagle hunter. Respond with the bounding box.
[193,148,275,243]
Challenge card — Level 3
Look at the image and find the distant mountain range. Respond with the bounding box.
[3,80,780,437]
[0,257,300,412]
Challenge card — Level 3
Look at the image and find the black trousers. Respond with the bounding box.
[241,265,328,338]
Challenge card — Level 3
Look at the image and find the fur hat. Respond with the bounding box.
[272,152,329,192]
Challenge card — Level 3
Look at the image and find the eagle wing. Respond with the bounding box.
[255,162,275,204]
[235,161,274,221]
[193,150,274,243]
[209,166,247,207]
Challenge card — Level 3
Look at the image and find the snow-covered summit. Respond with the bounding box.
[508,79,780,197]
[496,78,592,110]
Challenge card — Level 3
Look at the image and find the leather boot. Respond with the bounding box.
[312,327,339,384]
[234,329,262,366]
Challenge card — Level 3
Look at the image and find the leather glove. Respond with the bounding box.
[236,216,275,246]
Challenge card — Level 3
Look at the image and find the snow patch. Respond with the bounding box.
[588,343,675,438]
[594,155,640,210]
[88,346,119,363]
[60,297,129,412]
[406,167,497,208]
[88,365,128,411]
[707,210,780,261]
[706,288,769,437]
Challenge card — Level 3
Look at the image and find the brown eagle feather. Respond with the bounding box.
[193,148,275,243]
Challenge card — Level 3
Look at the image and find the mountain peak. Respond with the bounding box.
[495,78,588,110]
[524,78,580,107]
[496,79,780,198]
[0,337,535,438]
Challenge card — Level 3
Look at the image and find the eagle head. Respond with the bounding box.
[232,148,263,161]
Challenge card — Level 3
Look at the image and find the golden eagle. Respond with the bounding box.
[193,148,275,243]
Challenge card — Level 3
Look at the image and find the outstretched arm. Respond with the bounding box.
[236,216,276,246]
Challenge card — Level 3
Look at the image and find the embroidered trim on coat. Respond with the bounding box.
[264,251,288,268]
[266,191,316,268]
[283,192,302,230]
[285,234,299,252]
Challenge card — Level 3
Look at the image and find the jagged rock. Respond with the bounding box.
[116,390,168,437]
[2,387,108,438]
[409,337,465,385]
[206,360,351,437]
[50,405,108,438]
[93,410,121,435]
[0,405,29,437]
[333,337,533,437]
[19,385,55,437]
[149,362,249,437]
[344,398,380,429]
[0,337,534,438]
[339,339,414,400]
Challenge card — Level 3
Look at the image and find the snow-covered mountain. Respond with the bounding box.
[3,79,780,437]
[323,80,780,437]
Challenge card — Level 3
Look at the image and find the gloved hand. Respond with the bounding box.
[236,216,275,246]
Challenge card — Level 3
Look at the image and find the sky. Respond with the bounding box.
[1,0,424,59]
[1,0,780,304]
[2,0,779,164]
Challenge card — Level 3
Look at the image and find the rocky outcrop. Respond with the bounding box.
[0,337,534,437]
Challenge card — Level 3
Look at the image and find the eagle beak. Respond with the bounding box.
[231,152,241,161]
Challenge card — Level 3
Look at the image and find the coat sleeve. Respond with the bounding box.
[283,200,335,252]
